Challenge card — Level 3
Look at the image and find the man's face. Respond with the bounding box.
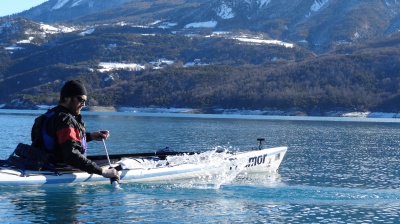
[67,95,87,115]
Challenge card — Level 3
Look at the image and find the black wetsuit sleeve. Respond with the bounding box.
[60,140,103,175]
[86,132,93,142]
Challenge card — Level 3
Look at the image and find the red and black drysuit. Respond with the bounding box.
[31,105,103,175]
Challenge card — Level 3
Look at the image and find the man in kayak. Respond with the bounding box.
[31,80,119,180]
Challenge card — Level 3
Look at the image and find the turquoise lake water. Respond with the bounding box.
[0,109,400,223]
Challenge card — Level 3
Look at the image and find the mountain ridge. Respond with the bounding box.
[10,0,400,53]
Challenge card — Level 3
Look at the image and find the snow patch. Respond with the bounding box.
[36,105,55,110]
[216,3,235,19]
[158,22,177,29]
[354,31,360,39]
[40,24,60,33]
[98,62,145,72]
[341,112,400,118]
[79,28,95,36]
[385,0,398,14]
[117,107,195,113]
[259,0,271,8]
[148,20,162,26]
[38,23,76,34]
[17,37,35,44]
[234,37,294,48]
[51,0,71,10]
[310,0,329,12]
[209,32,294,48]
[149,58,174,66]
[71,0,84,7]
[184,59,209,67]
[104,74,115,82]
[184,21,217,29]
[4,46,24,51]
[210,31,231,36]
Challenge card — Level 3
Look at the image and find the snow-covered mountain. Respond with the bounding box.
[8,0,400,53]
[2,0,400,112]
[14,0,131,24]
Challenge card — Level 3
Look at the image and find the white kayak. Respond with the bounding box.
[0,146,287,186]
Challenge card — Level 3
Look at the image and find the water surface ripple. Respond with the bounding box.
[0,110,400,223]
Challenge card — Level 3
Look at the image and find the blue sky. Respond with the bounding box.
[0,0,49,17]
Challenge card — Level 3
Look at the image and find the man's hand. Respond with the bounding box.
[90,130,110,141]
[102,167,120,179]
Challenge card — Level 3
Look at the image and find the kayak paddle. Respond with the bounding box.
[101,138,122,188]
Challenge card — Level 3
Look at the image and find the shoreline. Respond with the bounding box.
[1,104,399,118]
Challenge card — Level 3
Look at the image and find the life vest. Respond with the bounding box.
[41,111,56,150]
[31,110,57,151]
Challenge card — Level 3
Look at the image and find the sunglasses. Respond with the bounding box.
[75,96,87,103]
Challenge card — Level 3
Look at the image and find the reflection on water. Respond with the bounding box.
[1,178,400,223]
[234,172,284,187]
[0,187,81,223]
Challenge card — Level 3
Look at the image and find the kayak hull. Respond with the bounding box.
[0,146,287,186]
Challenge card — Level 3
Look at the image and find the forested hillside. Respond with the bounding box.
[6,42,400,114]
[90,48,400,114]
[1,18,400,115]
